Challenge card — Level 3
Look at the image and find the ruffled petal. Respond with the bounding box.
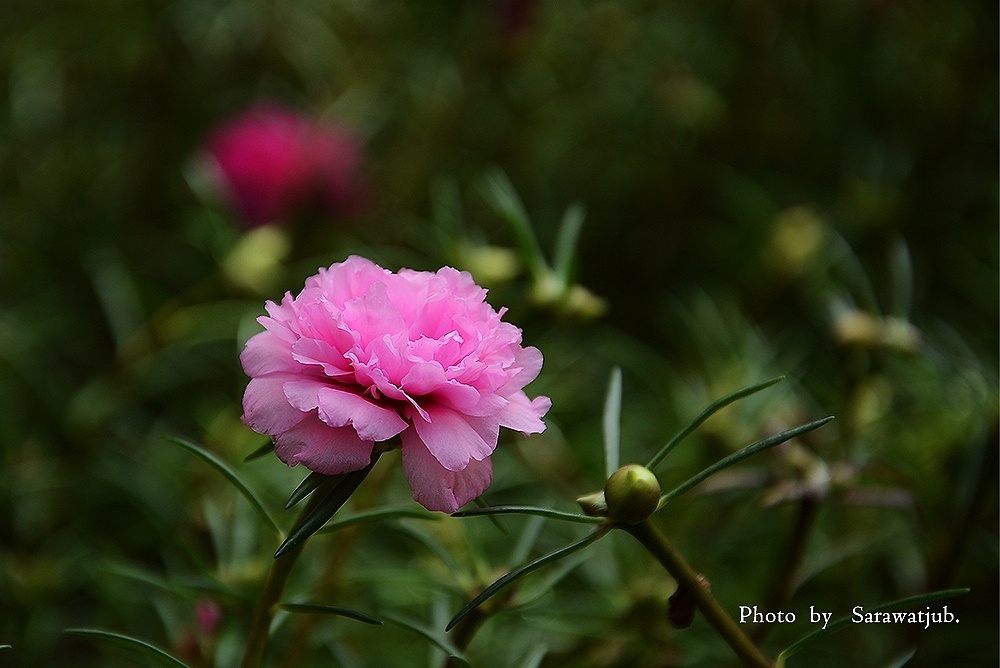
[283,379,407,442]
[501,346,544,392]
[307,255,389,309]
[242,374,307,435]
[241,331,295,376]
[401,428,493,513]
[497,391,551,434]
[411,404,499,472]
[290,337,354,379]
[341,280,405,349]
[274,414,374,474]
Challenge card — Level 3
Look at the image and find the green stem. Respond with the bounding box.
[240,463,378,668]
[752,498,819,644]
[625,520,773,668]
[444,608,484,668]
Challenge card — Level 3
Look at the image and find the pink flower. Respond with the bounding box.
[195,598,222,637]
[240,256,551,512]
[204,103,367,227]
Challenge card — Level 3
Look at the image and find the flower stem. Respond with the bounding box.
[625,520,773,668]
[240,462,379,668]
[752,497,818,643]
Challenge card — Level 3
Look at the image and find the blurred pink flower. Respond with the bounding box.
[195,598,222,637]
[240,256,551,512]
[204,103,367,226]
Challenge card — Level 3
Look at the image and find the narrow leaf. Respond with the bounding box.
[660,416,834,504]
[274,456,379,558]
[286,471,343,510]
[64,629,191,668]
[829,232,881,315]
[520,644,549,668]
[510,516,546,567]
[166,436,279,536]
[775,588,969,667]
[390,524,462,574]
[452,505,604,525]
[603,366,623,478]
[647,376,785,472]
[382,614,471,667]
[888,238,913,318]
[103,562,239,601]
[446,527,610,631]
[479,169,548,278]
[0,645,10,650]
[473,495,508,534]
[883,649,917,668]
[281,603,382,625]
[317,506,440,534]
[553,202,586,283]
[242,441,274,462]
[513,551,592,609]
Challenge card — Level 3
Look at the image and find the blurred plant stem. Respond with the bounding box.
[240,464,377,668]
[276,461,397,668]
[444,608,485,667]
[443,583,518,668]
[625,520,773,668]
[752,497,820,644]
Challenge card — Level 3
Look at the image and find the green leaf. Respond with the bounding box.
[280,603,382,625]
[883,649,917,668]
[472,495,508,534]
[519,643,549,668]
[316,506,440,534]
[286,471,343,510]
[242,441,274,462]
[0,645,11,650]
[509,515,546,567]
[479,169,548,279]
[446,527,611,631]
[552,202,586,285]
[829,232,881,315]
[888,237,913,318]
[274,456,380,558]
[775,588,969,667]
[602,366,623,478]
[647,376,785,472]
[390,524,462,574]
[452,505,604,525]
[382,614,471,667]
[660,416,834,505]
[513,551,591,609]
[64,629,191,668]
[166,436,280,536]
[103,562,240,601]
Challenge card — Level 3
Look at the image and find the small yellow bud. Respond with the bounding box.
[604,465,661,524]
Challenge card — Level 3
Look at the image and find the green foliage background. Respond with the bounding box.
[1,1,996,666]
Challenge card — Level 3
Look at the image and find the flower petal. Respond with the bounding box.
[242,374,307,435]
[341,280,405,349]
[497,391,551,434]
[274,415,374,474]
[401,429,493,513]
[283,379,407,442]
[241,331,295,376]
[411,405,499,472]
[502,345,544,392]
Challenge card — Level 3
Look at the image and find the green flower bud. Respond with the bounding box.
[604,464,661,524]
[576,490,609,517]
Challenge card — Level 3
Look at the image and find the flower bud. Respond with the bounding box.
[604,464,661,524]
[576,490,608,517]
